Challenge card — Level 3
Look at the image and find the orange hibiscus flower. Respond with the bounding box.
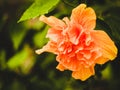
[35,4,117,81]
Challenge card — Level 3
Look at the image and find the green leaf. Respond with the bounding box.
[18,0,60,22]
[7,45,35,74]
[0,49,6,70]
[102,7,120,42]
[96,6,120,42]
[101,64,112,80]
[41,53,55,69]
[62,0,80,7]
[33,26,49,48]
[96,18,113,39]
[7,48,29,70]
[9,23,27,50]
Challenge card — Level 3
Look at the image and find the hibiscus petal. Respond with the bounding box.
[35,41,58,54]
[72,65,95,81]
[67,23,83,45]
[46,28,63,42]
[56,55,81,71]
[39,15,66,29]
[56,63,66,71]
[71,4,96,30]
[91,30,118,64]
[95,56,110,64]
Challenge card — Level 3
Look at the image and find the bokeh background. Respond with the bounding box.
[0,0,120,90]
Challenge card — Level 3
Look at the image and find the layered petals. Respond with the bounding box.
[72,65,95,81]
[71,4,96,30]
[36,4,118,81]
[91,30,118,64]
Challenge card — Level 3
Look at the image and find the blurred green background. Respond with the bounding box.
[0,0,120,90]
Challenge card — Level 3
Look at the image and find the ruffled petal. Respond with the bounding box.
[95,56,110,64]
[71,4,96,30]
[91,30,117,64]
[56,55,81,71]
[46,28,63,42]
[67,23,83,45]
[56,63,66,71]
[39,15,66,29]
[72,65,95,81]
[35,41,58,54]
